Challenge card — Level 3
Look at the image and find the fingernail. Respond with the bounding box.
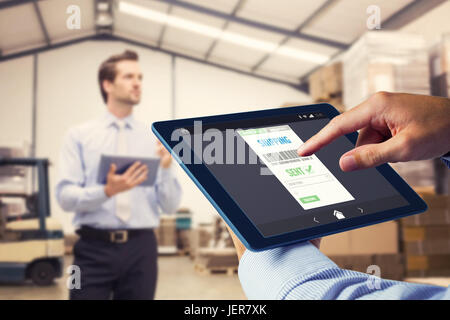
[341,155,358,171]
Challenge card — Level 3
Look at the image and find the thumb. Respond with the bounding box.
[339,134,406,171]
[108,163,117,176]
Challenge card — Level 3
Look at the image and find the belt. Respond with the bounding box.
[76,226,154,244]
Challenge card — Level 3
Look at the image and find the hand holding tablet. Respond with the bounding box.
[103,161,149,197]
[152,95,435,251]
[97,155,161,197]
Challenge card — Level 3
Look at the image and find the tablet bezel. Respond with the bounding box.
[152,103,428,251]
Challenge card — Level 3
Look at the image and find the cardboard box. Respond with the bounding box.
[189,226,213,259]
[309,62,342,101]
[329,254,373,273]
[0,147,25,158]
[156,216,177,247]
[279,102,308,108]
[343,32,430,110]
[430,73,448,97]
[320,231,351,256]
[389,160,435,188]
[407,254,450,271]
[328,254,404,281]
[401,207,450,226]
[177,229,191,251]
[401,187,450,226]
[367,63,395,93]
[440,33,450,74]
[195,248,238,269]
[404,239,450,255]
[350,221,398,255]
[413,186,449,207]
[406,269,450,277]
[373,254,405,281]
[321,221,398,255]
[403,226,450,242]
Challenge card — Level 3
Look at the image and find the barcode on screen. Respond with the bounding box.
[262,149,300,163]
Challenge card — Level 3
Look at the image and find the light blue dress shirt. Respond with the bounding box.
[238,158,450,300]
[238,242,450,300]
[55,112,182,230]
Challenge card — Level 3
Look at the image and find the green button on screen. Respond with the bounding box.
[299,195,320,203]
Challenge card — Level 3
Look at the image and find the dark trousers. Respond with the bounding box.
[70,229,158,300]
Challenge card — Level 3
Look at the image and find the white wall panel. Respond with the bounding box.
[0,56,33,147]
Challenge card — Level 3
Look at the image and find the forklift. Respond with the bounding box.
[0,158,64,286]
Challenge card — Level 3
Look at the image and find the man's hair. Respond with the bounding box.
[98,50,139,103]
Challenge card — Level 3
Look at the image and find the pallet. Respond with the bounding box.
[177,248,190,256]
[194,263,238,276]
[158,246,178,255]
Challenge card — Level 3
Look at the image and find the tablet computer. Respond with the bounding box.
[152,103,427,251]
[97,155,160,187]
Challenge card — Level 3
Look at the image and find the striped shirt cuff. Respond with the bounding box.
[238,241,338,300]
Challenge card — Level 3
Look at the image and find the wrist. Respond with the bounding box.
[104,185,116,198]
[160,158,172,169]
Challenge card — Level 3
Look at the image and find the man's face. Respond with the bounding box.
[106,60,142,105]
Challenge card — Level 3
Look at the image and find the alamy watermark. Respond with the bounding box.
[66,265,81,290]
[366,5,381,30]
[169,121,308,176]
[366,264,382,290]
[66,5,81,30]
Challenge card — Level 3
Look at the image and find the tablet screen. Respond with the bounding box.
[188,112,409,238]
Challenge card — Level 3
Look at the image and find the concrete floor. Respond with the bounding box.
[0,255,247,300]
[1,255,449,300]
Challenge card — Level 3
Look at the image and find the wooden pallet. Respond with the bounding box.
[194,263,238,276]
[177,248,190,256]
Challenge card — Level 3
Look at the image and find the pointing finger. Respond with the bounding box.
[297,99,376,156]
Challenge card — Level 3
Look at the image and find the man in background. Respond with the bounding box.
[56,50,181,300]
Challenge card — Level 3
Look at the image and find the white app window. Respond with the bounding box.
[237,125,354,210]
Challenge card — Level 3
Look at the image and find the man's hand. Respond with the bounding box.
[104,161,148,197]
[297,92,450,171]
[156,141,172,169]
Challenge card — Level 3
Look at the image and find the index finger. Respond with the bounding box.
[297,100,374,156]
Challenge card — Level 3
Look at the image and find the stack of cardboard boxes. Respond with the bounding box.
[308,62,345,113]
[175,207,192,255]
[342,31,435,188]
[342,32,430,109]
[429,33,450,98]
[321,221,404,280]
[194,247,239,276]
[401,187,450,277]
[193,217,238,275]
[189,223,213,260]
[155,215,177,254]
[0,147,27,177]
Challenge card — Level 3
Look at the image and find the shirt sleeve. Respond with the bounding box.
[55,128,109,212]
[153,165,182,214]
[238,241,450,300]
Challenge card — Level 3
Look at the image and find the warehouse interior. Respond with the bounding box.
[0,0,449,300]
